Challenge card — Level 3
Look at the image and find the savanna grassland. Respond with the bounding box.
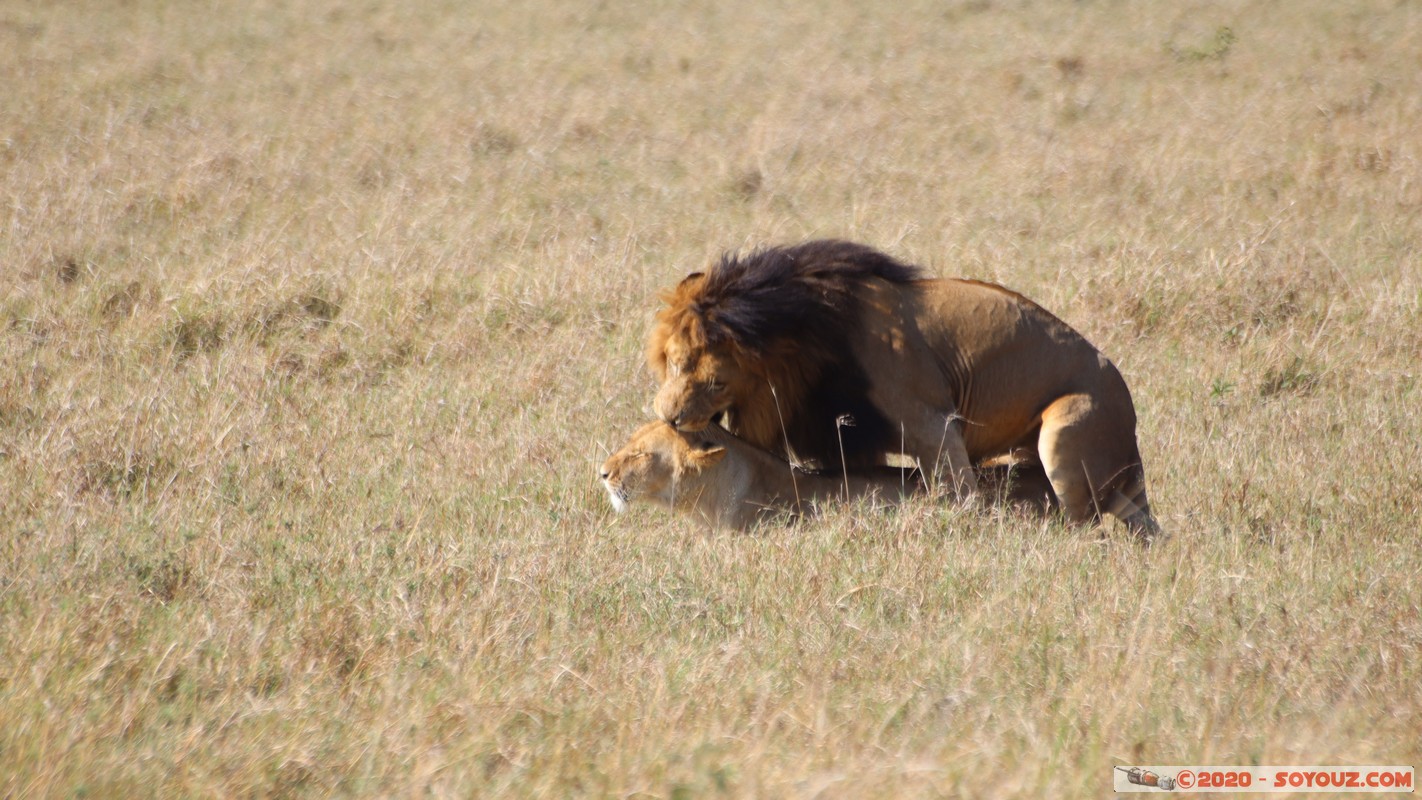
[3,0,1421,796]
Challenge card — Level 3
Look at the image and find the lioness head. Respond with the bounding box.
[600,420,726,512]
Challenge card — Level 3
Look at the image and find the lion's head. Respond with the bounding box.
[599,420,726,513]
[645,240,921,468]
[645,272,761,433]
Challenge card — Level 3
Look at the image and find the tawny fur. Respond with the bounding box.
[646,239,1162,540]
[600,421,917,530]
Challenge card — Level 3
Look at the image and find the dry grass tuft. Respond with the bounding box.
[3,0,1420,797]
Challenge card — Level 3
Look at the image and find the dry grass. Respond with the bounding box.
[3,0,1420,796]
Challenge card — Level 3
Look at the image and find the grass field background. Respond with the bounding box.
[3,0,1420,796]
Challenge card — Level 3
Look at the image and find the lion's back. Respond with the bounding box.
[893,277,1127,457]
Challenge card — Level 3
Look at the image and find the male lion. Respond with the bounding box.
[600,420,918,530]
[646,239,1161,539]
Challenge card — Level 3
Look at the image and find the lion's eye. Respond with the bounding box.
[707,379,724,391]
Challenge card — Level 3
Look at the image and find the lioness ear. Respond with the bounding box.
[687,444,726,470]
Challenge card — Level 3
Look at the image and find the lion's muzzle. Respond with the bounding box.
[652,385,682,427]
[653,383,717,432]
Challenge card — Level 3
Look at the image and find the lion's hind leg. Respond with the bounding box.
[1103,474,1163,543]
[1036,393,1162,542]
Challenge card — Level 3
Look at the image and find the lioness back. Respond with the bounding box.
[601,420,917,529]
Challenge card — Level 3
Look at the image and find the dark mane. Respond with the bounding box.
[655,239,924,469]
[692,239,922,351]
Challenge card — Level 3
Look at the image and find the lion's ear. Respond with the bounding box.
[686,444,726,471]
[657,272,705,306]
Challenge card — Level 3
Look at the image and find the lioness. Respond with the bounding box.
[646,239,1161,540]
[600,420,917,530]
